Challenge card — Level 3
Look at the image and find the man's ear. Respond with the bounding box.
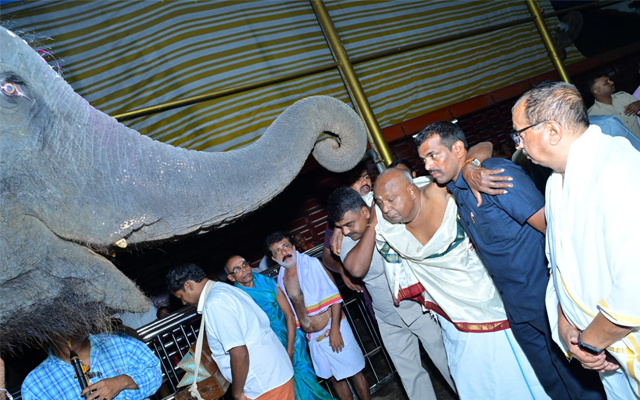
[452,140,466,159]
[227,274,236,283]
[407,183,418,200]
[547,121,563,147]
[362,205,371,220]
[592,84,602,96]
[183,280,193,292]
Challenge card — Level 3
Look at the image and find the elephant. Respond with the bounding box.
[0,26,367,352]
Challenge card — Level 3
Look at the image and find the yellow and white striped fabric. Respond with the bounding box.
[2,0,583,152]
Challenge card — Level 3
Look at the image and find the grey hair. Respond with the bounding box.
[378,167,414,186]
[514,81,589,133]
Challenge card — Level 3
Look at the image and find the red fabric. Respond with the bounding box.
[398,283,510,333]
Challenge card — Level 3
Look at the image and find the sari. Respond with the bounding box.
[235,273,335,400]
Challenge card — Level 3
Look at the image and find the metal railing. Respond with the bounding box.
[138,246,397,399]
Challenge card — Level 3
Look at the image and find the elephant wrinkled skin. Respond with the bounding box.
[0,27,367,351]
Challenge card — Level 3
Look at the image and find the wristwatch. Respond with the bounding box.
[577,331,604,355]
[464,158,482,168]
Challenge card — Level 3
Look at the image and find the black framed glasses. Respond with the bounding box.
[510,120,548,145]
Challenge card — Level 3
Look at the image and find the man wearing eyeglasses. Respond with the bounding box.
[513,81,640,400]
[226,255,335,400]
[166,263,295,400]
[268,232,370,400]
[415,121,605,400]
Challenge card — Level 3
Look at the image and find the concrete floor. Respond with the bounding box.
[371,356,458,400]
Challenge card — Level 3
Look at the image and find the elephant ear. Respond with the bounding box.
[0,215,149,352]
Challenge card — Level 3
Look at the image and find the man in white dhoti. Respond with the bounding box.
[267,232,370,400]
[513,81,640,399]
[374,168,550,400]
[327,186,455,400]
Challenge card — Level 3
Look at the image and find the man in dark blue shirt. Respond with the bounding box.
[414,121,605,400]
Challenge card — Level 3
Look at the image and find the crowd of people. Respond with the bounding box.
[2,76,638,400]
[160,80,638,400]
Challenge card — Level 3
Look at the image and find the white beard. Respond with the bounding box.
[275,251,298,269]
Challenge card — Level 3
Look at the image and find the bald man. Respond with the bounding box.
[372,168,549,400]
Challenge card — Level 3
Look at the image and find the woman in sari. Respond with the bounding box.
[227,256,335,400]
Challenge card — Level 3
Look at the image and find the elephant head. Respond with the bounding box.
[0,27,367,351]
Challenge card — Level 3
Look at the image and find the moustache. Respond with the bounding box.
[283,254,292,261]
[428,169,443,175]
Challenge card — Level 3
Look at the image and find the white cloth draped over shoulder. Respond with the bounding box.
[277,252,365,381]
[374,178,508,332]
[545,124,640,398]
[277,251,343,322]
[374,178,550,399]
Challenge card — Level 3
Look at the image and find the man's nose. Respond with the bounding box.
[424,159,434,170]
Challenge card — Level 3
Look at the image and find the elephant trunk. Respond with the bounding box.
[39,92,367,249]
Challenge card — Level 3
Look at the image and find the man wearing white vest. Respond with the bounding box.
[513,81,640,399]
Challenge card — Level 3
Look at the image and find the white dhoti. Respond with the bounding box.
[438,316,549,400]
[306,316,365,380]
[278,252,366,381]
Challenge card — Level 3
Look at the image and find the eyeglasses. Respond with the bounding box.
[510,120,548,145]
[230,261,250,275]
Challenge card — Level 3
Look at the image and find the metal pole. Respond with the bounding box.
[525,0,572,83]
[309,0,394,166]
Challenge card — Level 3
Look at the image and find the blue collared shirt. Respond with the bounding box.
[447,158,548,323]
[21,332,162,400]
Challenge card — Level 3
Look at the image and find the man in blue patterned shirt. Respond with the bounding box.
[21,332,161,400]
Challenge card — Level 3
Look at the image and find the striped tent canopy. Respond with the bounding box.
[2,0,584,152]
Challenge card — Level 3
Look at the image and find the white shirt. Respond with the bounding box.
[545,125,640,396]
[197,281,292,398]
[588,91,640,138]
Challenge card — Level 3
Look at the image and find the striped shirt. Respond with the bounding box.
[21,333,161,400]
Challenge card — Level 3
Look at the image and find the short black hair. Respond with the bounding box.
[340,161,369,187]
[327,187,367,224]
[156,306,170,319]
[165,262,207,293]
[586,74,608,95]
[414,121,468,151]
[223,255,242,274]
[265,232,291,256]
[389,159,412,171]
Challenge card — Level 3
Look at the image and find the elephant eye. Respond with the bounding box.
[2,82,18,95]
[1,81,31,101]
